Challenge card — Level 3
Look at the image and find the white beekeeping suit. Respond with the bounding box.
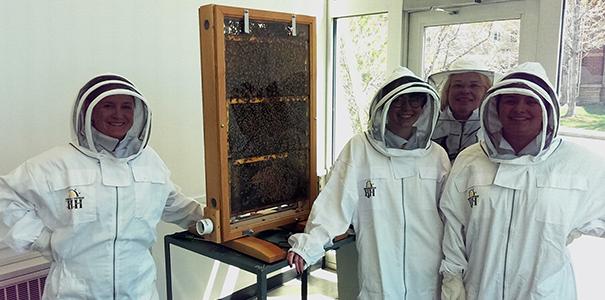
[0,74,203,299]
[289,67,451,299]
[440,62,605,299]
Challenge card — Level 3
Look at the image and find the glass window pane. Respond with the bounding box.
[333,13,388,161]
[559,0,605,132]
[561,3,605,299]
[423,19,520,79]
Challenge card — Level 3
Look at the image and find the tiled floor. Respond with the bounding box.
[267,268,339,299]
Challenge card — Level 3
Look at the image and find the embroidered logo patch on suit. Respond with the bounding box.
[467,188,479,208]
[65,189,84,210]
[364,180,376,198]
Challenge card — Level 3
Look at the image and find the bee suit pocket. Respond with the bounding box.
[46,170,98,226]
[131,166,168,223]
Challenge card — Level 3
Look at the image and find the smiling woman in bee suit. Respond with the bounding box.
[439,62,605,300]
[0,74,203,299]
[428,57,495,161]
[288,67,450,299]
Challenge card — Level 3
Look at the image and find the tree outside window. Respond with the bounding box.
[560,0,605,124]
[333,13,388,159]
[423,20,520,81]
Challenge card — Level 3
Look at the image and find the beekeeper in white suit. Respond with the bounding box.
[0,74,203,299]
[288,67,450,299]
[428,57,495,160]
[440,62,605,299]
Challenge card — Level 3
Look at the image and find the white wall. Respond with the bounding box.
[0,1,326,299]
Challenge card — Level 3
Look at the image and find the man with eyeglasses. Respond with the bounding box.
[288,67,450,299]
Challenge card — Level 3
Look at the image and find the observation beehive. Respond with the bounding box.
[198,4,317,259]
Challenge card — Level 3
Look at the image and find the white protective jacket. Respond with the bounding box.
[431,107,481,161]
[440,62,605,299]
[0,74,203,299]
[289,67,451,299]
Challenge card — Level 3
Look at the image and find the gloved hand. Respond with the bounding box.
[441,273,466,300]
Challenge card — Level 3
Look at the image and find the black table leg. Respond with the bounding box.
[257,272,268,300]
[165,238,173,300]
[301,268,308,300]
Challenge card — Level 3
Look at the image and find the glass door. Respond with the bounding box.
[404,0,561,81]
[419,19,521,78]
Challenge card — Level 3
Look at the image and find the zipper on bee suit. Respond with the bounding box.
[502,190,516,300]
[113,187,118,300]
[401,178,408,299]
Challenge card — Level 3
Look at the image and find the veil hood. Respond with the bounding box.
[71,74,152,159]
[479,62,561,164]
[366,67,441,157]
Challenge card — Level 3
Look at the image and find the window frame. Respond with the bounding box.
[326,0,404,167]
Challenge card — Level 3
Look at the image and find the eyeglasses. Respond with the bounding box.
[390,95,426,108]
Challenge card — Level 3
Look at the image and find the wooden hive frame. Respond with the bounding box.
[198,4,317,260]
